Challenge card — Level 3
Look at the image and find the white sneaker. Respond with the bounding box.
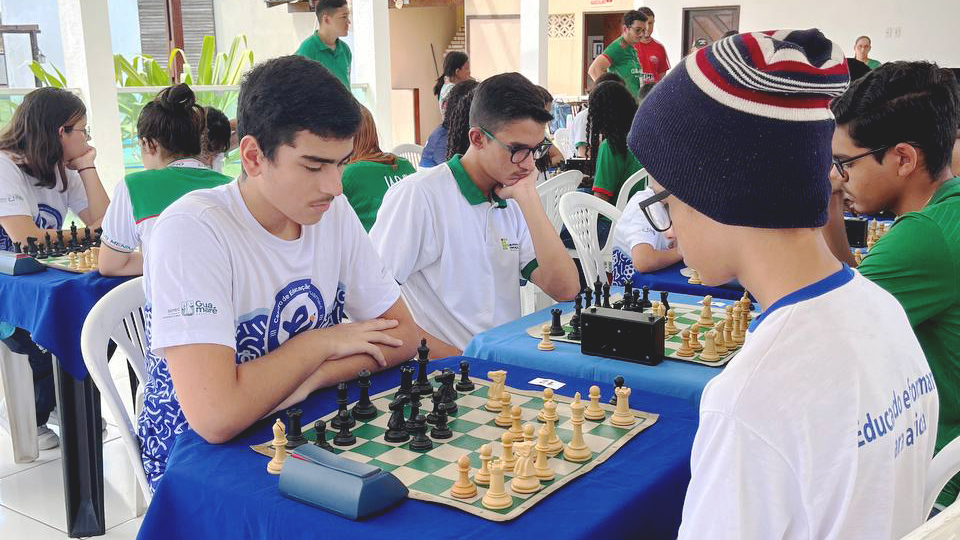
[48,407,109,435]
[37,425,59,450]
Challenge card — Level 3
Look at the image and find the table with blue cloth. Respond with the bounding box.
[631,262,746,301]
[138,356,698,540]
[465,289,750,407]
[0,268,131,537]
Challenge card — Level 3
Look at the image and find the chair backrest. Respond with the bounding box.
[559,191,622,286]
[901,495,960,540]
[391,143,424,167]
[925,436,960,516]
[615,168,651,213]
[552,127,572,159]
[537,170,583,234]
[80,277,151,504]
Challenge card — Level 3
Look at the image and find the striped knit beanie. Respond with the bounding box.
[628,29,850,228]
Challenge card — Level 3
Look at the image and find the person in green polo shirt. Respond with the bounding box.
[98,84,231,276]
[824,61,960,510]
[587,10,647,99]
[854,36,882,69]
[342,106,416,231]
[295,0,352,88]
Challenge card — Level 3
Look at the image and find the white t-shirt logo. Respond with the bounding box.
[267,279,324,351]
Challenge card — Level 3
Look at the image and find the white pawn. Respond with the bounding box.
[533,426,555,481]
[495,392,513,427]
[267,419,287,475]
[584,385,605,421]
[538,324,555,351]
[537,388,556,422]
[450,454,477,499]
[714,321,729,355]
[475,444,493,486]
[664,309,679,335]
[509,405,523,437]
[501,432,517,472]
[522,423,536,444]
[610,387,636,427]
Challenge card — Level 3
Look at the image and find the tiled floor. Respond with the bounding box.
[0,356,144,539]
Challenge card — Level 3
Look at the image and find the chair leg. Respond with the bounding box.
[0,343,39,463]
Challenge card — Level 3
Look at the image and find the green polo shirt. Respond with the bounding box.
[342,158,416,232]
[295,33,352,88]
[591,139,644,200]
[858,177,960,506]
[602,37,643,98]
[866,58,881,69]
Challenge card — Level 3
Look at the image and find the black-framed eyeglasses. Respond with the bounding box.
[638,189,672,232]
[479,127,552,164]
[832,146,891,179]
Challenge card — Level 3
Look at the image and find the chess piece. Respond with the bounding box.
[331,382,355,429]
[660,291,671,314]
[732,304,745,344]
[640,285,652,309]
[495,392,513,427]
[610,387,636,427]
[585,385,605,421]
[12,242,21,254]
[68,251,79,270]
[593,278,603,307]
[739,301,750,336]
[501,432,517,471]
[714,322,729,355]
[384,395,411,443]
[69,221,78,246]
[602,283,611,308]
[741,292,754,321]
[698,295,714,326]
[632,289,643,312]
[533,427,555,481]
[427,388,444,425]
[450,454,477,499]
[313,419,334,451]
[609,375,624,405]
[436,368,458,415]
[651,301,661,318]
[510,441,540,494]
[333,410,357,446]
[563,393,592,462]
[351,370,377,420]
[475,444,493,485]
[567,313,582,341]
[430,402,453,439]
[455,360,475,392]
[267,419,288,475]
[405,388,422,433]
[509,405,523,437]
[522,423,536,444]
[395,364,415,400]
[412,339,432,396]
[584,288,593,310]
[481,460,512,510]
[549,308,565,337]
[542,401,564,456]
[538,324,555,351]
[724,306,737,349]
[409,414,433,452]
[699,330,721,362]
[688,269,702,284]
[285,408,307,448]
[485,370,506,411]
[622,287,633,310]
[665,309,679,335]
[676,329,695,357]
[537,388,556,422]
[689,323,703,351]
[854,248,863,265]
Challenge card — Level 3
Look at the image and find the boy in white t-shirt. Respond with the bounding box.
[370,73,580,354]
[139,56,420,490]
[629,30,939,539]
[611,186,680,284]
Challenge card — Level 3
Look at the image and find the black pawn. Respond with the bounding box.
[549,308,565,336]
[455,360,475,392]
[430,403,453,439]
[593,278,603,307]
[633,290,643,312]
[622,289,633,310]
[660,291,671,314]
[412,339,432,396]
[610,375,625,405]
[602,283,611,308]
[83,227,92,246]
[333,410,356,446]
[640,285,652,309]
[313,419,334,451]
[12,242,21,254]
[405,388,422,433]
[567,314,582,341]
[384,395,410,443]
[409,414,433,452]
[351,369,377,420]
[427,388,443,425]
[624,280,633,302]
[285,408,307,448]
[395,364,415,400]
[55,230,65,250]
[331,382,355,429]
[584,288,593,309]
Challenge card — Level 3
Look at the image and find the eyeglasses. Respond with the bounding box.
[832,146,891,179]
[479,127,552,164]
[68,125,92,142]
[638,189,672,232]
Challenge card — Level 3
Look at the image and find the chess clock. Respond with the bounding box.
[580,306,665,365]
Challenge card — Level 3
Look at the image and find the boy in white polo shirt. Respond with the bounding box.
[138,55,420,491]
[629,30,938,539]
[370,73,580,354]
[611,186,680,284]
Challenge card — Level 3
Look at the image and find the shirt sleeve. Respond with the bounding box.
[369,179,439,285]
[146,213,236,354]
[616,193,665,251]
[857,214,956,325]
[677,411,807,540]
[0,158,32,218]
[592,141,621,198]
[63,169,89,215]
[99,180,139,253]
[336,198,402,321]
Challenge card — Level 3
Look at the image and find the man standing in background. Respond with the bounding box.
[295,0,352,88]
[634,7,670,87]
[587,10,647,99]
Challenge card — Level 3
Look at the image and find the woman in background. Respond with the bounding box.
[433,51,471,119]
[421,79,478,168]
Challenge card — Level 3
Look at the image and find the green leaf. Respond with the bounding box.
[196,35,216,84]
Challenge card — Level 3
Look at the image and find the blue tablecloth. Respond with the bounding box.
[632,262,745,301]
[138,357,698,540]
[465,290,745,407]
[0,268,131,380]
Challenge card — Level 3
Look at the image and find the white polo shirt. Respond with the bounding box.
[611,187,672,284]
[370,155,537,349]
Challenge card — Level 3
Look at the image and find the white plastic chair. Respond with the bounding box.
[552,127,573,159]
[391,143,424,168]
[80,277,151,514]
[559,191,622,287]
[0,342,38,462]
[901,497,960,539]
[614,168,651,213]
[537,169,583,235]
[925,437,960,518]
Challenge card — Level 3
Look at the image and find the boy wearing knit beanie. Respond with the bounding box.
[824,62,960,512]
[628,30,939,539]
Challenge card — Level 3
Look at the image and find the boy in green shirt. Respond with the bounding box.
[295,0,352,88]
[342,159,415,231]
[587,10,647,99]
[824,61,960,508]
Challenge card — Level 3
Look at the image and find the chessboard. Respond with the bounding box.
[253,370,658,522]
[13,223,103,273]
[40,247,101,273]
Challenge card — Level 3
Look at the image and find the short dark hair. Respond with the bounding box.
[594,72,625,87]
[638,7,654,18]
[315,0,347,20]
[202,106,231,155]
[469,73,553,133]
[831,61,960,177]
[444,79,479,159]
[237,55,361,161]
[137,83,205,158]
[623,10,647,28]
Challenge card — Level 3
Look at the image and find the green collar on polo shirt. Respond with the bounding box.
[311,33,344,55]
[447,154,507,209]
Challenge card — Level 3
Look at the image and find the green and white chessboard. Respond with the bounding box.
[40,248,100,273]
[527,301,758,367]
[253,373,658,522]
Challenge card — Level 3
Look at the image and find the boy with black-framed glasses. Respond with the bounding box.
[610,185,679,284]
[371,73,580,355]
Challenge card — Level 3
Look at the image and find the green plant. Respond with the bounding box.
[28,62,67,88]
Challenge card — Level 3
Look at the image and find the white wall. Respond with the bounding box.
[213,0,317,62]
[640,0,960,71]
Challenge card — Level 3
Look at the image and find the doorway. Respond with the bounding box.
[681,6,740,57]
[582,11,627,94]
